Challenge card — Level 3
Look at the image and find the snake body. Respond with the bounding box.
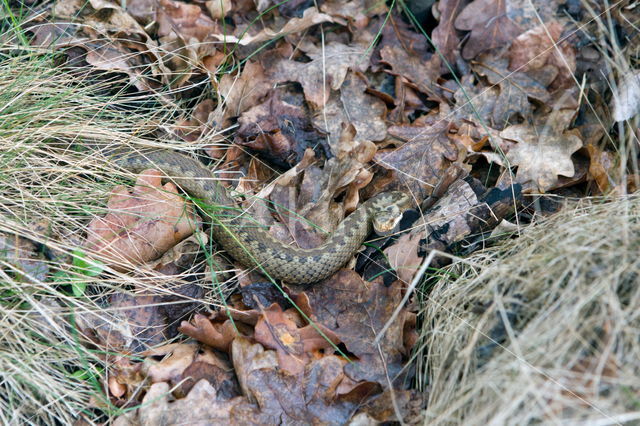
[115,150,411,284]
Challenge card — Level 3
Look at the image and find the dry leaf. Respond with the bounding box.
[85,169,198,270]
[312,71,387,154]
[211,7,338,46]
[431,0,469,66]
[253,303,340,375]
[473,57,550,127]
[374,121,460,200]
[301,270,408,385]
[455,0,523,59]
[508,21,577,90]
[500,109,583,191]
[156,0,219,41]
[379,45,441,97]
[210,61,272,130]
[205,0,231,19]
[269,39,372,107]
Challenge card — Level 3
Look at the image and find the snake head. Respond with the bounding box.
[370,191,413,236]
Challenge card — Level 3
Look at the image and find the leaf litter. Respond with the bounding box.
[9,0,635,423]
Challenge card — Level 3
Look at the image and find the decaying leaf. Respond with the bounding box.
[374,120,461,200]
[500,109,583,191]
[379,45,441,98]
[269,39,372,107]
[211,7,340,46]
[455,0,523,60]
[300,270,409,385]
[85,169,199,270]
[312,71,387,154]
[508,20,576,91]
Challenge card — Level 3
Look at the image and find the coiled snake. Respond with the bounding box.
[114,150,412,284]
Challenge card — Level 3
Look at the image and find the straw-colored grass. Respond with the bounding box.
[414,196,640,424]
[0,39,228,423]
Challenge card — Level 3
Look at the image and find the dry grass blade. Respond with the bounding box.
[414,196,640,424]
[0,45,226,423]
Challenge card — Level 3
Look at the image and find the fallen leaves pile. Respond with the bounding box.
[17,0,639,422]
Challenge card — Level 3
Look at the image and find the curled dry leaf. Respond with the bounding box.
[179,313,241,352]
[500,109,583,192]
[156,0,219,41]
[85,169,198,271]
[253,303,340,375]
[211,7,338,46]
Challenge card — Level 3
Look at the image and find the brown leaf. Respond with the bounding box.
[254,304,340,375]
[269,40,372,107]
[301,270,407,385]
[508,21,577,90]
[143,343,199,383]
[179,314,240,352]
[205,0,231,19]
[500,109,583,191]
[472,57,550,128]
[236,90,324,166]
[116,380,268,425]
[383,231,424,284]
[454,0,523,60]
[586,144,616,193]
[432,0,470,65]
[210,61,271,130]
[312,71,387,154]
[379,45,441,97]
[156,0,219,41]
[175,360,239,399]
[86,169,198,270]
[211,7,339,46]
[232,337,370,424]
[321,0,387,22]
[173,99,214,142]
[373,121,460,200]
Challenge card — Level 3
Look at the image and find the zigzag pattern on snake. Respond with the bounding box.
[113,149,411,284]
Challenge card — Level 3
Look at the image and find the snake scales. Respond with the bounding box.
[114,150,412,284]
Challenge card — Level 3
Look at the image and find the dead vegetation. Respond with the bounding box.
[1,0,640,424]
[414,196,640,424]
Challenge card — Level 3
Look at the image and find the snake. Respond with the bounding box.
[113,149,412,284]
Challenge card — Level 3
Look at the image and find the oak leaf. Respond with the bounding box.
[85,169,198,270]
[500,109,583,191]
[269,40,372,107]
[454,0,522,60]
